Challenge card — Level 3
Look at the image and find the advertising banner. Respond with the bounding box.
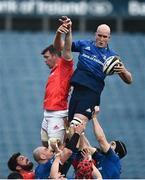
[0,0,145,17]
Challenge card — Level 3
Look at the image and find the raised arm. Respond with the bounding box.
[62,20,72,60]
[53,27,65,51]
[50,154,62,179]
[92,106,110,153]
[60,122,85,164]
[92,164,102,180]
[53,16,71,53]
[81,148,102,180]
[114,62,133,84]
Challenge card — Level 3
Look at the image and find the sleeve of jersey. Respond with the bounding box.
[105,147,120,162]
[92,150,102,162]
[72,40,84,52]
[60,57,74,67]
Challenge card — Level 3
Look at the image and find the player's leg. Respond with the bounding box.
[69,86,100,127]
[41,112,49,147]
[41,128,49,147]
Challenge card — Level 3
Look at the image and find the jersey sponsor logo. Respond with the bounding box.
[82,53,104,66]
[85,108,91,113]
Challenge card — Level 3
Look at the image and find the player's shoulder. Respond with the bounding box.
[73,39,92,46]
[82,39,93,45]
[108,46,119,56]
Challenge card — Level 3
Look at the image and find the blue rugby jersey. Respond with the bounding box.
[69,147,121,179]
[92,148,121,179]
[71,40,118,93]
[35,157,54,179]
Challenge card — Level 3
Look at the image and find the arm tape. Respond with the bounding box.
[66,133,80,151]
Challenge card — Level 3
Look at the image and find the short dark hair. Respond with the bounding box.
[7,152,21,171]
[114,140,127,159]
[41,44,61,57]
[7,172,23,179]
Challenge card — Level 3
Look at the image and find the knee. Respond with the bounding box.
[70,114,88,127]
[41,129,48,147]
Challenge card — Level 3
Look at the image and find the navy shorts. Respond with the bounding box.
[68,85,101,121]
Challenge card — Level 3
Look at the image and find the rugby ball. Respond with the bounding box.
[103,56,121,75]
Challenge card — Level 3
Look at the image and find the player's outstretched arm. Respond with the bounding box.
[53,16,70,51]
[92,164,102,180]
[53,16,72,61]
[53,24,65,51]
[50,154,65,179]
[92,106,110,153]
[62,19,72,61]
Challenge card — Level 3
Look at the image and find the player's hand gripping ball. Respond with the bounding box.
[103,56,121,75]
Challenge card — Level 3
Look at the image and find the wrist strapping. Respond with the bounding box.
[70,117,82,126]
[66,133,80,151]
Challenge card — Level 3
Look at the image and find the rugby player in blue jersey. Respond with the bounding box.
[90,106,127,179]
[54,16,133,126]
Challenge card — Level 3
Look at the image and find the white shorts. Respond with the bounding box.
[41,110,68,142]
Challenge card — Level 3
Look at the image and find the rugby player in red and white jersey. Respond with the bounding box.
[41,17,74,147]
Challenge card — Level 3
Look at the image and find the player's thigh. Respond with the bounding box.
[68,94,78,122]
[75,91,100,120]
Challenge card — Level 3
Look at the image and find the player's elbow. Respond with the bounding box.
[124,76,133,84]
[63,52,72,60]
[120,72,133,84]
[63,148,72,158]
[53,40,65,52]
[126,79,133,84]
[96,134,106,143]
